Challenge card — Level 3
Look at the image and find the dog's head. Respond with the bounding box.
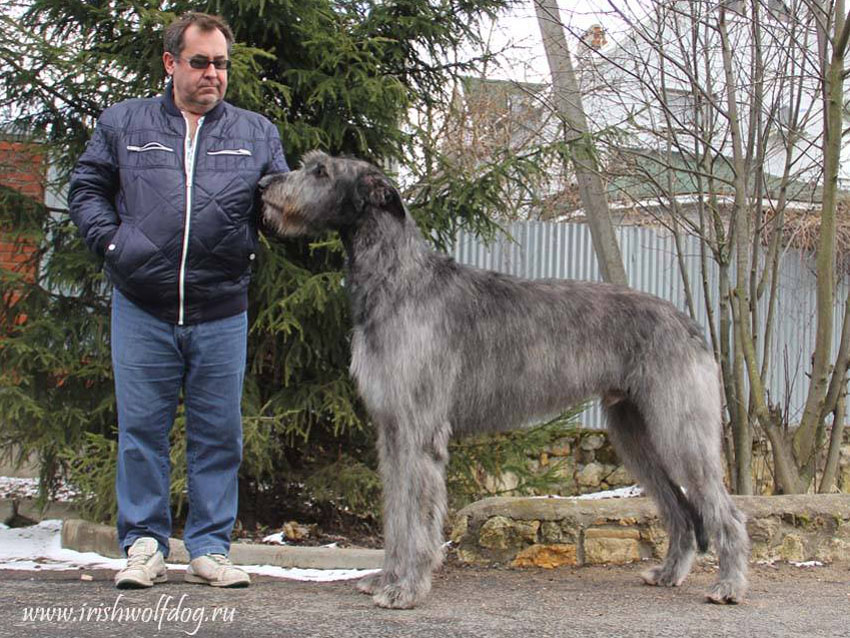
[260,150,405,237]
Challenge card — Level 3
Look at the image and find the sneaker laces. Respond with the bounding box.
[127,551,156,568]
[207,554,233,567]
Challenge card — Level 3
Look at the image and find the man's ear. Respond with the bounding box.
[163,51,176,77]
[356,173,405,219]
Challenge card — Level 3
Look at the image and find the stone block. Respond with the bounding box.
[540,520,579,544]
[576,462,604,488]
[747,516,779,543]
[778,533,806,562]
[749,541,772,563]
[512,544,578,568]
[605,466,633,487]
[583,527,642,564]
[483,471,520,495]
[450,514,468,544]
[456,546,489,565]
[594,446,621,466]
[548,440,572,457]
[639,523,668,559]
[580,434,605,452]
[478,516,539,550]
[819,536,850,562]
[585,527,641,540]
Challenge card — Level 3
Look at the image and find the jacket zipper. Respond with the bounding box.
[178,115,204,326]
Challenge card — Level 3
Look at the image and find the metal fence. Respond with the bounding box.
[450,220,849,428]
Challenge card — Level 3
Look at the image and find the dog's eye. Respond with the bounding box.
[314,163,328,178]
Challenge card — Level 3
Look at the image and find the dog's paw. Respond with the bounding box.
[640,565,685,588]
[372,583,425,610]
[705,580,746,605]
[356,571,383,595]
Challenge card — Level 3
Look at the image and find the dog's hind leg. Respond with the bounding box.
[661,363,749,603]
[672,399,749,602]
[683,472,749,604]
[604,397,698,588]
[359,414,450,609]
[636,361,748,604]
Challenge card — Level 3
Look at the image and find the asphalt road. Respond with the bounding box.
[2,561,849,638]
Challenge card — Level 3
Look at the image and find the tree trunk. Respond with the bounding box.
[793,4,848,484]
[533,0,628,286]
[718,8,754,494]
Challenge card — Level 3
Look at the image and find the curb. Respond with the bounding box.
[60,519,384,570]
[3,498,384,570]
[0,497,78,523]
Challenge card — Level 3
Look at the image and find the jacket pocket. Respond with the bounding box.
[127,142,175,153]
[122,141,179,169]
[207,148,252,156]
[104,224,161,282]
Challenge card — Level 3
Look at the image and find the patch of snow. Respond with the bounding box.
[756,559,825,568]
[532,485,645,500]
[0,520,377,582]
[0,476,79,502]
[574,485,645,500]
[244,565,378,582]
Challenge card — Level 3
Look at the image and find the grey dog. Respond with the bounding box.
[260,151,749,610]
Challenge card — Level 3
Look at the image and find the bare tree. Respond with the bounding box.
[534,0,628,286]
[564,0,850,494]
[792,0,850,492]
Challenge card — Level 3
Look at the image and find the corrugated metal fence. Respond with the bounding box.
[450,221,849,428]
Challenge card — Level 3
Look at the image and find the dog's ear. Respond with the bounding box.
[355,172,405,220]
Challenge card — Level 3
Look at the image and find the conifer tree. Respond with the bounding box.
[0,0,510,526]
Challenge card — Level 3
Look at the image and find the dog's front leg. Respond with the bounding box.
[359,416,449,609]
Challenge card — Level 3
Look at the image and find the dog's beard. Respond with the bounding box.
[263,202,310,237]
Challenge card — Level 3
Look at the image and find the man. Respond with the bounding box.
[68,12,288,589]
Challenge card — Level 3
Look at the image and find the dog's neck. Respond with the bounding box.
[341,209,428,325]
[343,209,422,270]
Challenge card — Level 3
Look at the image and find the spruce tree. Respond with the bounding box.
[1,0,513,529]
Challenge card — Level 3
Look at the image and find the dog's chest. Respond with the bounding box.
[348,325,396,413]
[349,313,437,400]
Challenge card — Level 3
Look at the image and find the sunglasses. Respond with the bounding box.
[180,56,231,71]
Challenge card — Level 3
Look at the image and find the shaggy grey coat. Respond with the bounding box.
[260,151,749,609]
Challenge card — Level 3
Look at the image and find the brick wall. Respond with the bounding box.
[0,139,44,317]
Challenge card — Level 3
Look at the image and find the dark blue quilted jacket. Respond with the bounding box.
[68,82,289,325]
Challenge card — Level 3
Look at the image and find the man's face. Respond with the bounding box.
[163,24,229,115]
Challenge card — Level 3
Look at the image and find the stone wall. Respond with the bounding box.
[451,494,850,568]
[487,428,850,497]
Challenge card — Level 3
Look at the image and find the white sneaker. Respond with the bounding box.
[185,554,251,588]
[114,537,167,589]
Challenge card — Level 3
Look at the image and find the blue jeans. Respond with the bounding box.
[111,289,247,559]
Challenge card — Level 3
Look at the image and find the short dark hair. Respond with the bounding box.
[163,12,234,57]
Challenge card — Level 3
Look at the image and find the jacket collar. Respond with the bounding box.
[161,79,226,122]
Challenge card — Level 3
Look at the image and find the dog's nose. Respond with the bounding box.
[259,172,287,191]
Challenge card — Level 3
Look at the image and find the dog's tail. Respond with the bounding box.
[666,476,709,553]
[603,397,709,554]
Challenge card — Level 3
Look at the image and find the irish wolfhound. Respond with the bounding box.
[260,151,749,610]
